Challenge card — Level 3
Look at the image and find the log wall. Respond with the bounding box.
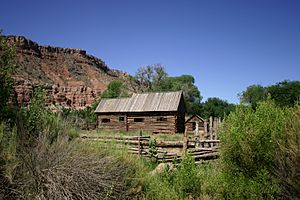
[127,114,176,134]
[97,112,179,134]
[97,114,126,131]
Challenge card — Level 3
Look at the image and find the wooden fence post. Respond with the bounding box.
[183,136,188,154]
[204,120,208,139]
[209,116,213,147]
[194,121,200,148]
[138,130,143,155]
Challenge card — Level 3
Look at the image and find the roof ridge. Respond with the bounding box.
[133,90,182,95]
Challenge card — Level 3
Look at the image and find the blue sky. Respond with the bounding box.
[1,0,300,103]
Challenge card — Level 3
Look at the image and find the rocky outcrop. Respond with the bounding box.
[3,35,136,109]
[13,79,102,110]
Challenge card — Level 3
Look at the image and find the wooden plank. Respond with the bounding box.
[193,152,219,159]
[188,147,218,152]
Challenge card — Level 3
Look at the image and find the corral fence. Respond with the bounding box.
[80,117,221,163]
[80,133,219,163]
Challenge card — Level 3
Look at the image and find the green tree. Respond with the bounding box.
[0,32,16,122]
[201,97,235,118]
[152,64,168,91]
[239,84,266,109]
[161,75,202,114]
[24,86,48,135]
[135,65,202,114]
[101,80,129,98]
[135,65,154,92]
[0,31,18,191]
[239,81,300,108]
[266,80,300,107]
[135,64,168,92]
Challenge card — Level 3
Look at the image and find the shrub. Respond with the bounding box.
[274,104,300,199]
[220,100,288,177]
[219,100,300,199]
[142,154,201,200]
[0,123,17,182]
[172,154,201,198]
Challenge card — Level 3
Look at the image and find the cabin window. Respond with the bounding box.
[119,117,125,122]
[157,117,167,122]
[101,118,110,123]
[134,118,144,122]
[192,122,196,130]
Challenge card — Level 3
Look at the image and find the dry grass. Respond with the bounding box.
[6,136,131,200]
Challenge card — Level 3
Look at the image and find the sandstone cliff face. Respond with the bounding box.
[4,35,135,109]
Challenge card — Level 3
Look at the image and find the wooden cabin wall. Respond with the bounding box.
[97,115,126,131]
[127,114,176,134]
[97,113,179,134]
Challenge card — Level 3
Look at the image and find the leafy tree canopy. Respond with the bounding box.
[135,65,202,114]
[0,31,16,122]
[267,80,300,107]
[239,80,300,108]
[159,75,202,114]
[201,97,236,119]
[239,84,266,109]
[135,64,167,92]
[101,80,129,98]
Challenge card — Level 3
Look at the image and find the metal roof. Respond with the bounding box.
[95,91,183,113]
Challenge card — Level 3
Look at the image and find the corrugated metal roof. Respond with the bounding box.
[95,91,183,113]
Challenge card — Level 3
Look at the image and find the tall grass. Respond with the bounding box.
[1,124,135,199]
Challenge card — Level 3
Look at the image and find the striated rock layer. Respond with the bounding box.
[3,35,135,110]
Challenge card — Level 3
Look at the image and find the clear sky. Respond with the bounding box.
[1,0,300,103]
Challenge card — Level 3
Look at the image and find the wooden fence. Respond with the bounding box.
[80,134,220,163]
[81,117,221,163]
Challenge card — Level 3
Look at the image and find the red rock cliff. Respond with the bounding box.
[3,35,135,109]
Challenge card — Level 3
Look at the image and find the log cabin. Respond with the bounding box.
[94,91,186,134]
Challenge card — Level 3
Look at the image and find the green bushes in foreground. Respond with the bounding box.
[142,154,201,200]
[219,100,300,199]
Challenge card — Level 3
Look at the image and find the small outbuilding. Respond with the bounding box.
[94,91,186,134]
[185,114,207,140]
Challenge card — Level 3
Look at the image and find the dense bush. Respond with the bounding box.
[274,104,300,199]
[143,154,201,200]
[219,100,300,199]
